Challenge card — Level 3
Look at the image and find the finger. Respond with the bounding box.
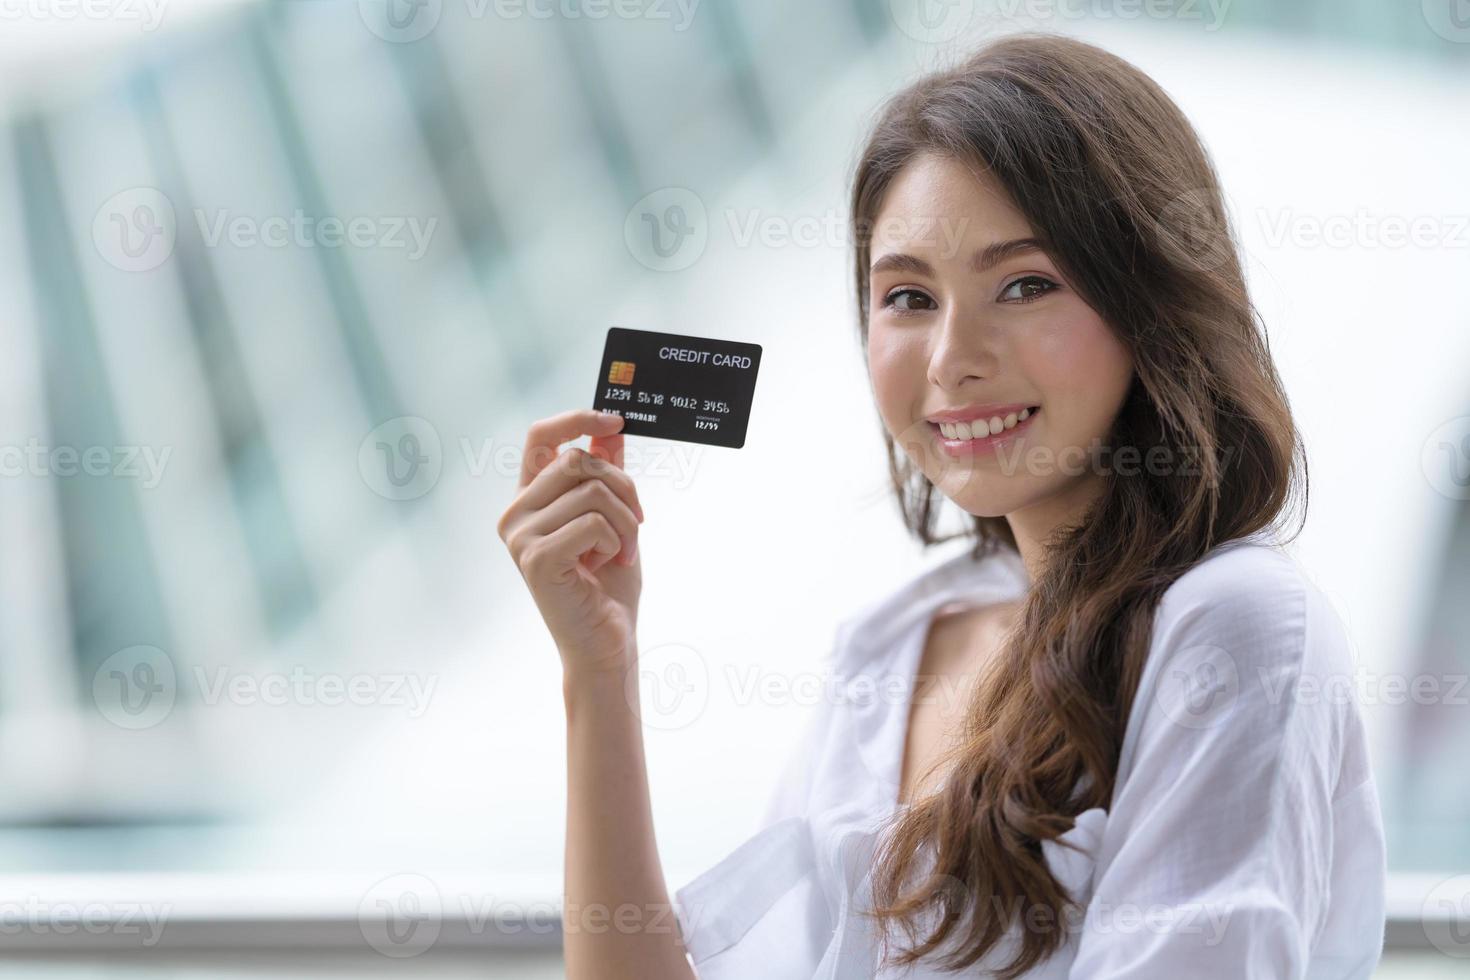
[519,409,625,489]
[526,511,620,581]
[516,479,641,562]
[519,446,645,525]
[586,520,639,573]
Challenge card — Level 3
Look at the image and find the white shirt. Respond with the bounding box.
[672,534,1386,978]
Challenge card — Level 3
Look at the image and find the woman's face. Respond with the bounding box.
[866,151,1134,521]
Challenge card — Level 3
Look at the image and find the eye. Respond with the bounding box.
[999,275,1059,303]
[882,287,936,314]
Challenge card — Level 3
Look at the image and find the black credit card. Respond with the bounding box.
[592,327,762,448]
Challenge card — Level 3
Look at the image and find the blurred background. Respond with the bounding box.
[0,0,1467,975]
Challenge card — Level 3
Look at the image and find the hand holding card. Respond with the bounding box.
[498,408,644,678]
[592,326,763,449]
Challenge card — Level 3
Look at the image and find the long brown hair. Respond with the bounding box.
[851,32,1308,976]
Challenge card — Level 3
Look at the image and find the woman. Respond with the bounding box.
[497,32,1386,979]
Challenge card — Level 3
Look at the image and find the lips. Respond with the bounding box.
[929,406,1040,457]
[932,406,1038,441]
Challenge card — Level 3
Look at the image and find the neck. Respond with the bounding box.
[1005,472,1109,584]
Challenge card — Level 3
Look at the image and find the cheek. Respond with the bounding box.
[1017,310,1132,431]
[866,327,924,425]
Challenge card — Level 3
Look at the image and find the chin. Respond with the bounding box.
[932,473,1031,519]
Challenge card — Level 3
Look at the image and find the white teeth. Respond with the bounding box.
[937,409,1038,440]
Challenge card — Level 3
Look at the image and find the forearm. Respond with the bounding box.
[562,660,696,980]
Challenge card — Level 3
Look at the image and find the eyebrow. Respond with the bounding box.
[869,237,1049,279]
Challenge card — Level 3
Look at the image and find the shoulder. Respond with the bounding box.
[1152,535,1318,671]
[1123,533,1366,790]
[1151,534,1355,680]
[1156,535,1305,626]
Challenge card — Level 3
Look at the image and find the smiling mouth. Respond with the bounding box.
[930,406,1040,442]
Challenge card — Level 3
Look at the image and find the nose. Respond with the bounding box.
[926,300,1000,390]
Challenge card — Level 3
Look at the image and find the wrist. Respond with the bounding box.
[561,653,634,703]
